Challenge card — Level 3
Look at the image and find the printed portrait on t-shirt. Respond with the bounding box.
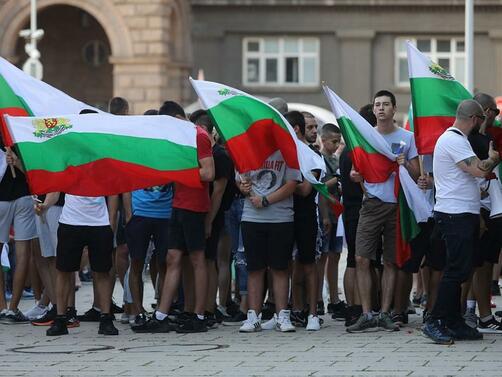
[255,170,277,191]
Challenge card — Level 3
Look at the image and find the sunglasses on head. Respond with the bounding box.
[471,114,486,121]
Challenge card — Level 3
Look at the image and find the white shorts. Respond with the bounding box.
[0,196,37,243]
[35,205,63,258]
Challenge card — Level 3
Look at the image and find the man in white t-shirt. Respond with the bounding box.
[347,90,420,333]
[46,194,118,336]
[423,99,500,345]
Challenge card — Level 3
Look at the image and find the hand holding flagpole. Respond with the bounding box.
[5,147,16,178]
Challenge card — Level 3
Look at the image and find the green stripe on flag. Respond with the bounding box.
[410,77,471,117]
[337,116,379,154]
[0,74,30,111]
[17,132,198,173]
[209,95,289,141]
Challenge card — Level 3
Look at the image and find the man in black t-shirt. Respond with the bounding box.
[191,111,235,327]
[466,93,502,333]
[0,144,38,323]
[287,111,329,331]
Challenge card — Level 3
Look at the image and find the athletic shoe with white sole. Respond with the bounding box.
[239,310,262,333]
[306,314,321,331]
[25,304,48,321]
[276,310,295,332]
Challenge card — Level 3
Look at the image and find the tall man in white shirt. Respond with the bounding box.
[423,100,500,344]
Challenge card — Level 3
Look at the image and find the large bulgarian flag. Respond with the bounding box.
[2,114,201,196]
[407,41,472,154]
[323,85,432,266]
[190,78,343,217]
[2,113,200,196]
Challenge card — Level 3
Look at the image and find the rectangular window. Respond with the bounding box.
[243,37,320,87]
[395,37,466,87]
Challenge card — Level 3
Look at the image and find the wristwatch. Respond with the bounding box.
[261,196,270,208]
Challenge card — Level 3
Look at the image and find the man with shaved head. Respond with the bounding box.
[424,100,500,344]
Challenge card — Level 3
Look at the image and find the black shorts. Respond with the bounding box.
[56,223,114,273]
[401,219,446,273]
[294,215,318,264]
[242,221,294,271]
[343,205,360,268]
[168,208,206,253]
[125,215,170,263]
[473,209,502,267]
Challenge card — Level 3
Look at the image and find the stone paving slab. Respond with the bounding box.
[2,281,502,376]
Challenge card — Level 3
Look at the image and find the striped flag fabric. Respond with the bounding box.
[404,103,414,132]
[2,114,201,196]
[190,78,343,217]
[407,41,472,154]
[323,85,432,266]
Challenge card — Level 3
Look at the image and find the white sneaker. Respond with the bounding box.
[306,314,321,331]
[25,304,48,320]
[261,314,278,330]
[276,310,296,332]
[239,310,262,333]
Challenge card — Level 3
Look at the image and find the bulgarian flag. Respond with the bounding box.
[190,78,343,217]
[407,41,472,154]
[0,56,102,142]
[323,85,432,266]
[2,114,201,196]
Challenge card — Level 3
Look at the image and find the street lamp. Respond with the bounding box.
[19,0,44,79]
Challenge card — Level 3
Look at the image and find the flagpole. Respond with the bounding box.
[465,0,474,93]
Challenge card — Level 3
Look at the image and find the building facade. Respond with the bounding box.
[1,0,502,118]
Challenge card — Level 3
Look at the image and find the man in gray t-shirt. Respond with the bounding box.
[238,150,301,333]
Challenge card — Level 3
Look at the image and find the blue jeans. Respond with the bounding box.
[431,211,479,326]
[225,198,247,295]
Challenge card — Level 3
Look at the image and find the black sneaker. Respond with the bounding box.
[345,305,362,327]
[4,309,30,324]
[331,301,348,321]
[46,315,68,336]
[261,302,275,321]
[478,316,502,334]
[222,311,247,326]
[422,309,431,324]
[391,312,408,327]
[170,311,193,325]
[99,313,119,335]
[215,307,231,323]
[226,301,240,317]
[132,313,175,333]
[131,313,148,328]
[32,306,57,326]
[316,301,325,316]
[66,307,80,328]
[111,301,124,314]
[491,281,501,296]
[77,307,101,322]
[205,312,218,329]
[448,321,483,340]
[176,314,208,333]
[327,303,335,314]
[346,313,378,333]
[290,310,308,328]
[423,319,454,345]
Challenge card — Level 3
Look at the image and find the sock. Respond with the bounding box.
[480,315,493,323]
[92,306,102,312]
[155,311,167,321]
[466,300,476,311]
[364,312,373,320]
[197,314,205,320]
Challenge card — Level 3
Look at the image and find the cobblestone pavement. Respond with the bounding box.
[2,280,502,377]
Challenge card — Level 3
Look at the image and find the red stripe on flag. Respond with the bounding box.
[350,146,395,183]
[395,205,412,268]
[224,119,299,172]
[26,159,201,196]
[0,107,29,146]
[414,115,455,155]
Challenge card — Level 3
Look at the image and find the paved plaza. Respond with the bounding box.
[2,280,502,377]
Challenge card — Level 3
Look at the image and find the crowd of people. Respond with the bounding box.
[0,89,501,345]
